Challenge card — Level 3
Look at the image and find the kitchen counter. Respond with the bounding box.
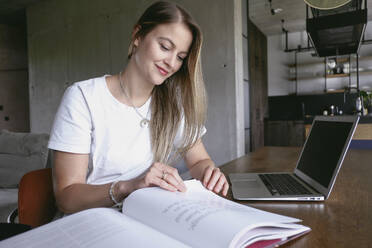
[358,115,372,123]
[302,116,372,149]
[265,116,372,149]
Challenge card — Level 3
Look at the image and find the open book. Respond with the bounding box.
[0,180,310,248]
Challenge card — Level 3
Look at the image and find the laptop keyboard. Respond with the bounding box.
[258,174,312,196]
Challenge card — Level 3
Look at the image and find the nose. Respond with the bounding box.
[164,52,178,70]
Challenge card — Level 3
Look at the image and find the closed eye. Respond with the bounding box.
[177,56,186,61]
[160,42,186,62]
[160,44,170,51]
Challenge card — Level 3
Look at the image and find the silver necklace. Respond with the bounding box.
[118,71,150,128]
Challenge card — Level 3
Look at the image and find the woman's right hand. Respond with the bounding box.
[119,162,187,198]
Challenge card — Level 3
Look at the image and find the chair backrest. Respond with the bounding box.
[18,168,57,227]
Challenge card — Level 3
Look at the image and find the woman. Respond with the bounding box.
[48,1,229,214]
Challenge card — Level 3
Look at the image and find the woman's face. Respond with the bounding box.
[132,22,193,86]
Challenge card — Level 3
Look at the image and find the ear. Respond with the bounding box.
[132,25,141,47]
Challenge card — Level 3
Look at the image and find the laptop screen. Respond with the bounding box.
[297,120,353,188]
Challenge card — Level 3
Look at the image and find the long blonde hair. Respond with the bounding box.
[128,1,206,165]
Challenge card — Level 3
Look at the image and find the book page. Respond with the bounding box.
[234,223,310,247]
[0,208,189,248]
[122,180,306,248]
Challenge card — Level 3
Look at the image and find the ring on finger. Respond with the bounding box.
[161,171,168,180]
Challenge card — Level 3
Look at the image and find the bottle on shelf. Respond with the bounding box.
[356,96,362,115]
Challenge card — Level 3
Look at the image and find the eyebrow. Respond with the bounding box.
[159,37,189,55]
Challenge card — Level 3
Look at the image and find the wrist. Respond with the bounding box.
[127,178,140,193]
[115,180,137,201]
[191,160,215,180]
[109,181,121,205]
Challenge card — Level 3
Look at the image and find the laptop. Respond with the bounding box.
[229,115,359,201]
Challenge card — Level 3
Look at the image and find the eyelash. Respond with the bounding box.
[160,44,185,61]
[160,44,170,51]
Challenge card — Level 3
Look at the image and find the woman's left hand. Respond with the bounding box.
[202,166,229,196]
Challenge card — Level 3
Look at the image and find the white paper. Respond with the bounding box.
[0,208,189,248]
[233,223,310,248]
[122,179,306,248]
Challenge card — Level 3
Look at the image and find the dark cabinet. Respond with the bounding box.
[264,120,305,147]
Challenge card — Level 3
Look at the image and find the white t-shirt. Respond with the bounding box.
[48,75,205,185]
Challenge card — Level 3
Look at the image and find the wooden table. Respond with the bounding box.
[220,146,372,248]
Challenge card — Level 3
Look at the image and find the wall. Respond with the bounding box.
[26,0,244,166]
[0,24,29,132]
[267,34,293,96]
[267,21,372,96]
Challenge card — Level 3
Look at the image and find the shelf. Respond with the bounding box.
[326,73,349,78]
[288,55,372,68]
[288,57,350,68]
[326,89,346,93]
[288,60,322,68]
[289,70,372,81]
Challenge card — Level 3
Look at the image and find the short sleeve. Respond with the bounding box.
[48,85,92,154]
[173,115,207,149]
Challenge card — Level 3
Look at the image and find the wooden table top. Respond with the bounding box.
[220,146,372,248]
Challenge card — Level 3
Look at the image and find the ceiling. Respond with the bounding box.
[249,0,372,36]
[0,0,44,25]
[1,0,371,33]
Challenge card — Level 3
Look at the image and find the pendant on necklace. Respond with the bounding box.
[140,119,150,128]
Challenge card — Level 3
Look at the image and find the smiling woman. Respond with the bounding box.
[47,1,229,215]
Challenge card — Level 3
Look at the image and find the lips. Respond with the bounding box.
[156,65,169,76]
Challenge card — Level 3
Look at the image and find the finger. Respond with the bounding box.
[152,176,178,192]
[143,171,177,191]
[203,167,213,187]
[163,173,186,192]
[222,182,229,196]
[151,164,168,180]
[154,164,186,192]
[213,175,226,194]
[166,167,186,192]
[207,168,221,190]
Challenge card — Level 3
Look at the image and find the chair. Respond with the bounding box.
[8,168,57,228]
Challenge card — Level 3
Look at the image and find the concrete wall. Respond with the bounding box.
[26,0,244,166]
[267,34,293,96]
[0,24,29,132]
[268,22,372,96]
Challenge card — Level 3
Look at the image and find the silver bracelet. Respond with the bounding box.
[109,180,121,206]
